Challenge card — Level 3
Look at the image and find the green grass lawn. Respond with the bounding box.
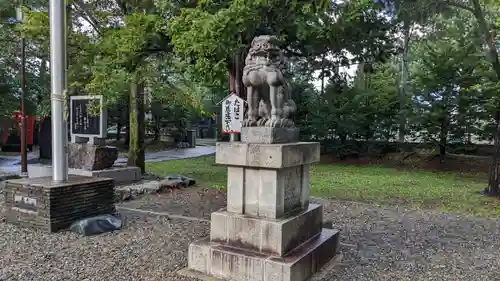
[147,155,500,217]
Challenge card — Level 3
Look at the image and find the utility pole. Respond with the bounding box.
[49,0,68,182]
[17,1,27,177]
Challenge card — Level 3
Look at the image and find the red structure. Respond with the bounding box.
[1,111,35,151]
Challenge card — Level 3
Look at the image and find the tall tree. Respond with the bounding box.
[410,11,485,163]
[167,0,396,94]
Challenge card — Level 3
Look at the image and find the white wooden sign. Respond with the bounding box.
[221,94,244,134]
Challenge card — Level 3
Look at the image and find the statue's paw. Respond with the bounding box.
[243,119,258,127]
[257,118,268,126]
[265,118,281,127]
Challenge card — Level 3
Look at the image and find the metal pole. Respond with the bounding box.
[18,2,27,177]
[49,0,68,182]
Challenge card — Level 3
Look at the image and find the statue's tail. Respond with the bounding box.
[258,99,270,118]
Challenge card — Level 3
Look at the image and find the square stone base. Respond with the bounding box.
[3,175,115,232]
[28,165,141,185]
[182,228,339,281]
[241,127,299,144]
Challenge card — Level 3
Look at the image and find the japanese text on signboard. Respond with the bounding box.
[221,94,244,134]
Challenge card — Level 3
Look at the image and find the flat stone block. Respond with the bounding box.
[28,165,141,185]
[241,127,299,144]
[3,175,115,233]
[210,204,323,256]
[185,228,340,281]
[71,166,142,184]
[216,142,320,169]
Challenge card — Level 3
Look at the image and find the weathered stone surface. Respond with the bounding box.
[210,204,323,256]
[215,142,320,169]
[3,175,115,233]
[241,127,299,144]
[183,229,340,281]
[68,143,118,171]
[226,165,310,219]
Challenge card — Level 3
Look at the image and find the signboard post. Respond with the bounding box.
[70,95,107,144]
[221,93,244,142]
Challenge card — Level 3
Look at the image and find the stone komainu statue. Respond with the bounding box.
[242,35,297,128]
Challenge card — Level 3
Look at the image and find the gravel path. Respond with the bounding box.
[1,187,500,281]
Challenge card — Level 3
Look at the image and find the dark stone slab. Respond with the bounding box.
[68,143,118,170]
[3,175,115,233]
[241,127,299,144]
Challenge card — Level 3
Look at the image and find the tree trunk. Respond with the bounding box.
[38,56,47,104]
[339,134,347,145]
[398,21,411,143]
[468,0,500,195]
[127,74,145,173]
[116,121,121,142]
[439,120,447,165]
[124,100,130,148]
[485,111,500,195]
[320,54,326,95]
[153,116,160,141]
[228,52,246,99]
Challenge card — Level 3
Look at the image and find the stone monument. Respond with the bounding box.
[178,35,339,281]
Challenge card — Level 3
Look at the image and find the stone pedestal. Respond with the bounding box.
[178,128,339,281]
[3,175,115,233]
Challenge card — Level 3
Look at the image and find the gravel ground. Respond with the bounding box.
[0,211,209,281]
[1,186,500,281]
[118,187,227,220]
[317,198,500,281]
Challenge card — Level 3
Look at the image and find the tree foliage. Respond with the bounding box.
[167,0,396,85]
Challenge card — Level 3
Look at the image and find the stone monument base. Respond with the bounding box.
[180,203,340,281]
[180,228,339,281]
[179,136,340,281]
[28,165,142,185]
[3,175,115,233]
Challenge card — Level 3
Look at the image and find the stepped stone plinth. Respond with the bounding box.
[178,127,340,281]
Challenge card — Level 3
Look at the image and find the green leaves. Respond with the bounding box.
[166,0,395,85]
[409,11,490,143]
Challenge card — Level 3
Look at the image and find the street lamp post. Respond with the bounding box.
[17,2,28,177]
[49,0,68,182]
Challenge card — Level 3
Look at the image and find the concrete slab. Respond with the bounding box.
[28,165,141,184]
